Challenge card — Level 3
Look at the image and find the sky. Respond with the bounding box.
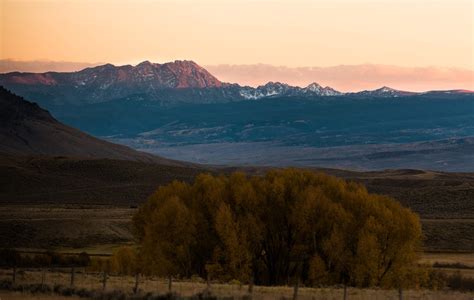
[1,0,473,90]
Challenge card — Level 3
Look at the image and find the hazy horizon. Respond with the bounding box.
[3,0,473,92]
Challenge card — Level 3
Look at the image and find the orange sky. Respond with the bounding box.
[1,0,473,68]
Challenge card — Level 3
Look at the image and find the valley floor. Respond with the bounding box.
[138,138,474,172]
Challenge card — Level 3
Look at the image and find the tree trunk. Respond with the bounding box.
[343,284,347,300]
[168,275,172,293]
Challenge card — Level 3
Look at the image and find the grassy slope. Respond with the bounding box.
[0,154,204,205]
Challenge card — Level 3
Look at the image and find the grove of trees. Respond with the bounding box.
[132,169,422,287]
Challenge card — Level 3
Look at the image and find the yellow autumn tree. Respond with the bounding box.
[110,246,137,275]
[139,195,197,277]
[133,169,422,287]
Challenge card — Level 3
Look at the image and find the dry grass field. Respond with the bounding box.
[0,205,134,251]
[1,204,472,254]
[0,291,82,300]
[0,269,473,300]
[419,253,474,279]
[420,253,474,268]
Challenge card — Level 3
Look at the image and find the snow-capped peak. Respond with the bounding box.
[378,86,397,93]
[350,86,416,97]
[305,82,323,92]
[238,81,342,100]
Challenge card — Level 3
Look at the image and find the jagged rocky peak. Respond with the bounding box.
[263,81,288,86]
[170,59,199,66]
[351,86,416,97]
[305,82,323,91]
[137,60,153,65]
[377,86,397,92]
[238,81,342,100]
[136,60,154,68]
[303,82,342,96]
[90,63,116,71]
[160,60,223,88]
[258,82,292,95]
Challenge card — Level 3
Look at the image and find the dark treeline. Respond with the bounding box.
[133,169,423,288]
[0,249,90,268]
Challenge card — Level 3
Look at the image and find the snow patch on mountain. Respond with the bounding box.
[238,81,342,100]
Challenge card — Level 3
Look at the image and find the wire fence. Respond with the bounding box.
[0,268,471,300]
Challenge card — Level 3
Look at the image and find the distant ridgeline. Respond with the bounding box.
[1,60,471,107]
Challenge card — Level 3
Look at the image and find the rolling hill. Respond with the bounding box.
[0,86,185,166]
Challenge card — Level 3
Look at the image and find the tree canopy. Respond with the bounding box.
[133,169,422,287]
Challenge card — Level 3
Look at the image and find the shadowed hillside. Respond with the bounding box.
[0,154,203,205]
[0,86,184,165]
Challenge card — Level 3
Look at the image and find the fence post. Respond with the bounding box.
[51,267,55,286]
[168,275,172,293]
[134,273,139,294]
[70,266,75,287]
[41,268,46,288]
[102,272,107,291]
[292,277,299,300]
[343,284,347,300]
[248,277,254,298]
[12,266,16,284]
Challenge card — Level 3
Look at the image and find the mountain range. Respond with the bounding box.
[1,60,471,107]
[1,60,473,171]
